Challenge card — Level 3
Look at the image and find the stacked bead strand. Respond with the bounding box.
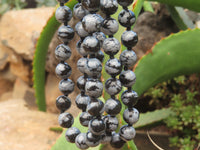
[118,0,140,143]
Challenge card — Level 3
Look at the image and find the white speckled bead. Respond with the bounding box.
[105,58,122,76]
[59,79,74,95]
[75,21,89,38]
[57,25,75,43]
[118,9,136,27]
[55,6,72,23]
[75,133,89,149]
[76,40,89,56]
[85,78,103,98]
[55,62,72,79]
[120,50,137,67]
[55,44,71,61]
[105,78,122,96]
[101,18,119,36]
[85,58,102,77]
[123,108,139,125]
[73,3,89,20]
[82,36,100,54]
[100,0,118,15]
[119,125,136,141]
[119,70,136,87]
[77,57,88,74]
[65,127,80,143]
[121,30,138,48]
[102,37,120,55]
[58,112,74,128]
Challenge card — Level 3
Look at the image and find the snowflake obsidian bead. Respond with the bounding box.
[105,78,122,96]
[86,132,101,147]
[85,58,102,77]
[119,70,136,87]
[105,98,121,115]
[85,78,103,98]
[73,3,89,20]
[117,0,133,7]
[79,112,93,127]
[119,125,136,141]
[65,127,81,143]
[95,50,105,63]
[55,6,72,23]
[121,90,138,107]
[87,98,104,116]
[123,108,139,125]
[82,0,100,12]
[75,21,89,38]
[56,95,71,112]
[75,94,90,111]
[102,37,120,55]
[55,44,71,61]
[77,76,86,91]
[121,30,138,48]
[82,14,103,33]
[89,118,105,135]
[103,115,119,132]
[100,0,118,15]
[55,62,72,79]
[101,18,119,36]
[59,79,74,95]
[118,9,136,27]
[58,25,75,43]
[110,132,125,149]
[82,36,100,54]
[58,112,74,128]
[120,50,137,67]
[76,40,88,56]
[93,32,106,47]
[77,57,88,74]
[105,58,122,76]
[75,133,89,149]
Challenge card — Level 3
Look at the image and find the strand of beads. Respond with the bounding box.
[55,0,76,135]
[99,0,125,148]
[117,0,140,143]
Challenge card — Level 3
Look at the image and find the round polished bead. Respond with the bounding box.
[56,95,71,112]
[105,98,121,115]
[55,63,72,79]
[103,115,118,132]
[118,9,136,27]
[93,32,106,47]
[82,14,103,33]
[123,108,139,125]
[117,0,133,7]
[57,0,69,3]
[86,132,101,147]
[119,70,136,87]
[77,57,88,74]
[77,76,86,91]
[89,118,105,135]
[105,58,122,76]
[75,94,90,111]
[95,50,105,62]
[121,30,138,48]
[73,3,89,20]
[75,21,89,38]
[102,37,120,55]
[85,58,102,77]
[101,133,112,144]
[121,90,138,107]
[75,133,89,149]
[58,112,74,128]
[120,50,137,67]
[101,18,119,36]
[80,112,93,127]
[59,79,74,95]
[100,0,118,15]
[82,36,100,54]
[119,125,136,141]
[58,25,74,43]
[110,132,125,149]
[105,78,122,96]
[85,79,103,98]
[76,40,88,56]
[55,44,71,61]
[65,127,81,143]
[87,99,104,116]
[55,6,72,23]
[82,0,100,12]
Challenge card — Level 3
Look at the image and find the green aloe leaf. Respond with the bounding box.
[133,28,200,96]
[146,0,200,12]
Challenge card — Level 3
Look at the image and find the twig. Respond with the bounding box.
[147,131,165,150]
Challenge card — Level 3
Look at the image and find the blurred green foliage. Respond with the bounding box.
[36,0,57,7]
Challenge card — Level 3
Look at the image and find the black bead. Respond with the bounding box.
[56,95,71,112]
[119,70,136,87]
[93,32,106,47]
[75,21,89,38]
[119,125,136,141]
[121,30,138,48]
[75,94,90,111]
[86,131,101,147]
[55,6,72,23]
[101,133,112,144]
[87,98,104,116]
[117,0,133,7]
[59,79,74,95]
[105,98,121,116]
[89,118,105,135]
[58,112,74,128]
[102,37,120,55]
[121,90,138,107]
[82,36,100,54]
[103,115,118,132]
[73,3,89,20]
[77,57,88,74]
[101,17,119,36]
[85,78,103,98]
[118,9,136,27]
[110,132,125,149]
[120,50,137,67]
[55,44,71,61]
[100,0,118,15]
[55,62,72,79]
[76,40,88,56]
[57,25,75,43]
[105,58,122,76]
[82,0,100,12]
[123,108,139,125]
[105,78,122,96]
[77,76,86,91]
[65,127,80,143]
[79,112,93,127]
[75,133,89,149]
[95,50,105,62]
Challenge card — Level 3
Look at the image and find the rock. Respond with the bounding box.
[0,91,13,102]
[0,43,9,70]
[0,7,55,60]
